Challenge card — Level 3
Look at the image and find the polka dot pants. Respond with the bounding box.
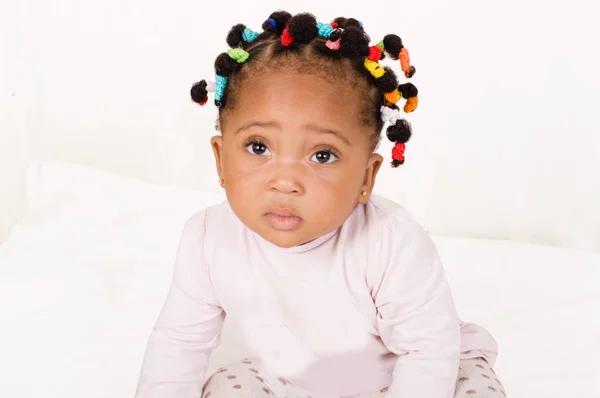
[454,358,506,397]
[201,357,505,397]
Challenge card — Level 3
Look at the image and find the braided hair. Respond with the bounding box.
[190,11,419,167]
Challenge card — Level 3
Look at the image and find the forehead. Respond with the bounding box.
[224,69,369,135]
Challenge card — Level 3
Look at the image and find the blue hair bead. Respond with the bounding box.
[316,22,333,39]
[242,28,259,43]
[267,18,277,29]
[215,74,228,101]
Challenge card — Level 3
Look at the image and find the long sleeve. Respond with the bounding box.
[135,211,225,398]
[372,215,460,398]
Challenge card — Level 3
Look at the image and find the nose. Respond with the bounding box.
[268,163,306,195]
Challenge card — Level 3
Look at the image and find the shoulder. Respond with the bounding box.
[353,194,428,242]
[363,196,443,294]
[361,195,437,264]
[180,199,239,240]
[340,194,434,263]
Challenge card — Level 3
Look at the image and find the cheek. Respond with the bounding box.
[306,177,362,227]
[223,153,268,201]
[308,164,365,204]
[222,138,260,176]
[315,160,366,189]
[226,156,266,180]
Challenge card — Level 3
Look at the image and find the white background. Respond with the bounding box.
[1,0,599,252]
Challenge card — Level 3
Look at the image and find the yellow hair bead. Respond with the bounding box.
[364,59,385,79]
[385,89,401,104]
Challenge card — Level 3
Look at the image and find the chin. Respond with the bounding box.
[262,231,308,248]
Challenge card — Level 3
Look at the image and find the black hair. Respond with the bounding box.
[190,10,419,166]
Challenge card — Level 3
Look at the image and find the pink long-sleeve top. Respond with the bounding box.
[135,195,498,398]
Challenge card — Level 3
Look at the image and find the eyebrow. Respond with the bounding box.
[234,120,281,136]
[234,120,351,146]
[304,123,352,146]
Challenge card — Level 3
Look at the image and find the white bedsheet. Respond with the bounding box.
[2,234,598,398]
[1,161,599,397]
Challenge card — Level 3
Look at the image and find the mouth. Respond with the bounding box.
[265,208,302,231]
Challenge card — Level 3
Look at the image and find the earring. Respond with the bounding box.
[361,190,368,196]
[219,178,224,186]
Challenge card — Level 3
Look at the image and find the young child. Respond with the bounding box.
[135,11,503,398]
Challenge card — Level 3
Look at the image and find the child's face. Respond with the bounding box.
[211,71,383,248]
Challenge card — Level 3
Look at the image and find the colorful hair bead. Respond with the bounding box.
[326,38,341,50]
[281,27,294,46]
[380,105,402,125]
[381,34,416,78]
[214,74,227,104]
[398,82,419,112]
[404,97,418,113]
[391,142,406,166]
[367,45,383,61]
[384,88,401,105]
[386,118,412,167]
[227,48,250,63]
[316,22,334,38]
[364,59,385,79]
[242,28,259,43]
[399,48,411,75]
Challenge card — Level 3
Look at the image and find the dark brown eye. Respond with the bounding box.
[311,150,337,164]
[245,142,271,156]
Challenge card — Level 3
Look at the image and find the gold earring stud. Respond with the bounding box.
[361,191,368,196]
[219,178,224,186]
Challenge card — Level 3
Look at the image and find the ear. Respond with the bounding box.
[358,153,383,204]
[211,135,224,179]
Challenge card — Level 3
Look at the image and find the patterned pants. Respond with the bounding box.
[202,357,506,397]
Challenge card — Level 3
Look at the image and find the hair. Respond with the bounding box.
[190,11,419,167]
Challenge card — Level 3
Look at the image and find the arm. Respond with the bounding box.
[135,211,225,398]
[372,216,460,398]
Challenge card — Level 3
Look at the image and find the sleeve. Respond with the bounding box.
[135,211,225,398]
[371,215,460,398]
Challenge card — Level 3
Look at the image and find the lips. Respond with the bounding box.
[265,208,302,231]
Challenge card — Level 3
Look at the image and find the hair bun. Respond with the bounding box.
[214,53,242,76]
[339,26,370,58]
[342,18,363,29]
[328,28,342,42]
[333,17,347,28]
[383,34,403,59]
[190,80,208,105]
[262,10,292,35]
[287,13,318,44]
[375,67,398,92]
[226,24,246,48]
[398,82,418,98]
[386,119,412,143]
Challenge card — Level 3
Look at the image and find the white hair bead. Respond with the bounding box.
[380,105,402,125]
[205,81,216,93]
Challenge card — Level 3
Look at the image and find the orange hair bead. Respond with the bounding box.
[399,48,411,75]
[385,89,401,104]
[404,96,418,113]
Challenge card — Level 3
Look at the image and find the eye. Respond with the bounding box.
[245,141,271,156]
[311,150,338,164]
